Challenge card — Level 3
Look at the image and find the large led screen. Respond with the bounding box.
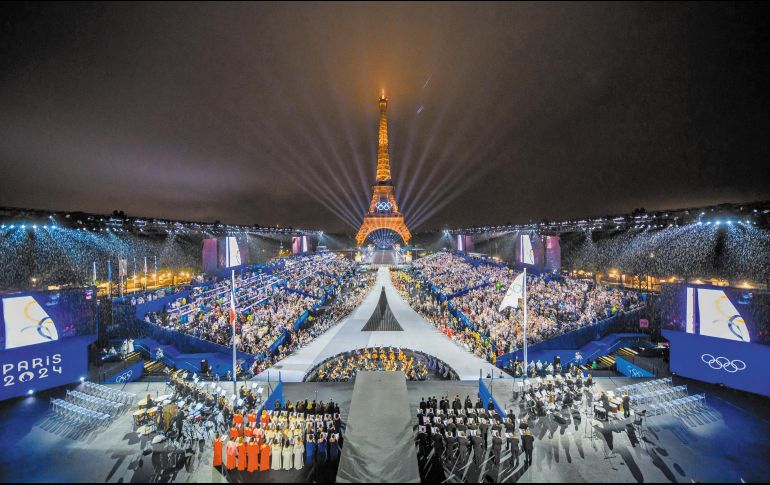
[0,289,97,400]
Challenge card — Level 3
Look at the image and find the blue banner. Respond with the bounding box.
[614,356,654,378]
[103,359,145,384]
[262,380,284,411]
[478,378,505,416]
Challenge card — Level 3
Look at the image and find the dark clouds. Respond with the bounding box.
[1,2,768,232]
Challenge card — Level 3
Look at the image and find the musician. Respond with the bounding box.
[452,395,463,412]
[479,417,489,448]
[175,408,185,439]
[492,431,503,466]
[470,432,484,464]
[622,391,631,418]
[445,431,458,462]
[508,430,521,467]
[600,392,610,412]
[563,389,574,408]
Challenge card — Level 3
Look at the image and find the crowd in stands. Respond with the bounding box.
[395,252,642,364]
[143,254,377,376]
[306,347,456,382]
[250,270,376,376]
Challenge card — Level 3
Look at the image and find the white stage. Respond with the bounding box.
[257,267,506,382]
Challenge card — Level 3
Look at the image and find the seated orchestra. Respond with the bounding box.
[306,346,457,382]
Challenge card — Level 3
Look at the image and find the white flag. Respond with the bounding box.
[499,272,525,311]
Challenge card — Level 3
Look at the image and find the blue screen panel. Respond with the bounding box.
[663,329,770,397]
[0,335,92,400]
[0,288,97,400]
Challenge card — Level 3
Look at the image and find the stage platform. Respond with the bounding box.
[364,249,402,265]
[2,377,769,482]
[257,267,504,382]
[337,372,420,483]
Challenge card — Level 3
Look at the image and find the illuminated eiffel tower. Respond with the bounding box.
[355,92,412,247]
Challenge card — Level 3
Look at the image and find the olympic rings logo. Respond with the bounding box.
[701,354,746,373]
[114,370,134,384]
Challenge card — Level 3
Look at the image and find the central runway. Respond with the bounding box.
[257,267,505,382]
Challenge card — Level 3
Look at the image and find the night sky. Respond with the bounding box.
[1,2,769,233]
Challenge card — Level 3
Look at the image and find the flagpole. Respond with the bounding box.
[231,269,237,395]
[523,267,528,378]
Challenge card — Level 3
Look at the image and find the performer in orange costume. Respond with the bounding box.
[225,440,237,471]
[229,425,239,440]
[212,433,223,468]
[259,441,271,471]
[237,438,247,471]
[247,439,259,472]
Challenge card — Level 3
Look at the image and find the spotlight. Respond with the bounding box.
[27,389,34,396]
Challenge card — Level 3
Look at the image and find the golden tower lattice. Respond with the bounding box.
[355,93,411,246]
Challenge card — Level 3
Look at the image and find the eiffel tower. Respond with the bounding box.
[355,92,412,247]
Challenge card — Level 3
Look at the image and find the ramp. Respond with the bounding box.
[361,288,403,331]
[336,371,420,483]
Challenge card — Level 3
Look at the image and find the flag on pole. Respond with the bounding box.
[229,290,237,327]
[499,271,526,311]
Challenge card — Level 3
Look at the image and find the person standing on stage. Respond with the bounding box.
[175,408,185,441]
[623,391,631,418]
[212,432,223,468]
[522,428,534,466]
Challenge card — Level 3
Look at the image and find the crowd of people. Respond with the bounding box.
[394,252,642,365]
[163,371,343,475]
[306,347,456,382]
[249,270,376,376]
[560,223,770,284]
[124,286,188,306]
[214,398,342,475]
[415,395,536,472]
[143,254,378,377]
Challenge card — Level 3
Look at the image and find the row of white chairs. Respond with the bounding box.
[66,390,123,416]
[631,385,688,406]
[50,398,110,429]
[83,381,135,405]
[616,377,672,396]
[648,394,706,416]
